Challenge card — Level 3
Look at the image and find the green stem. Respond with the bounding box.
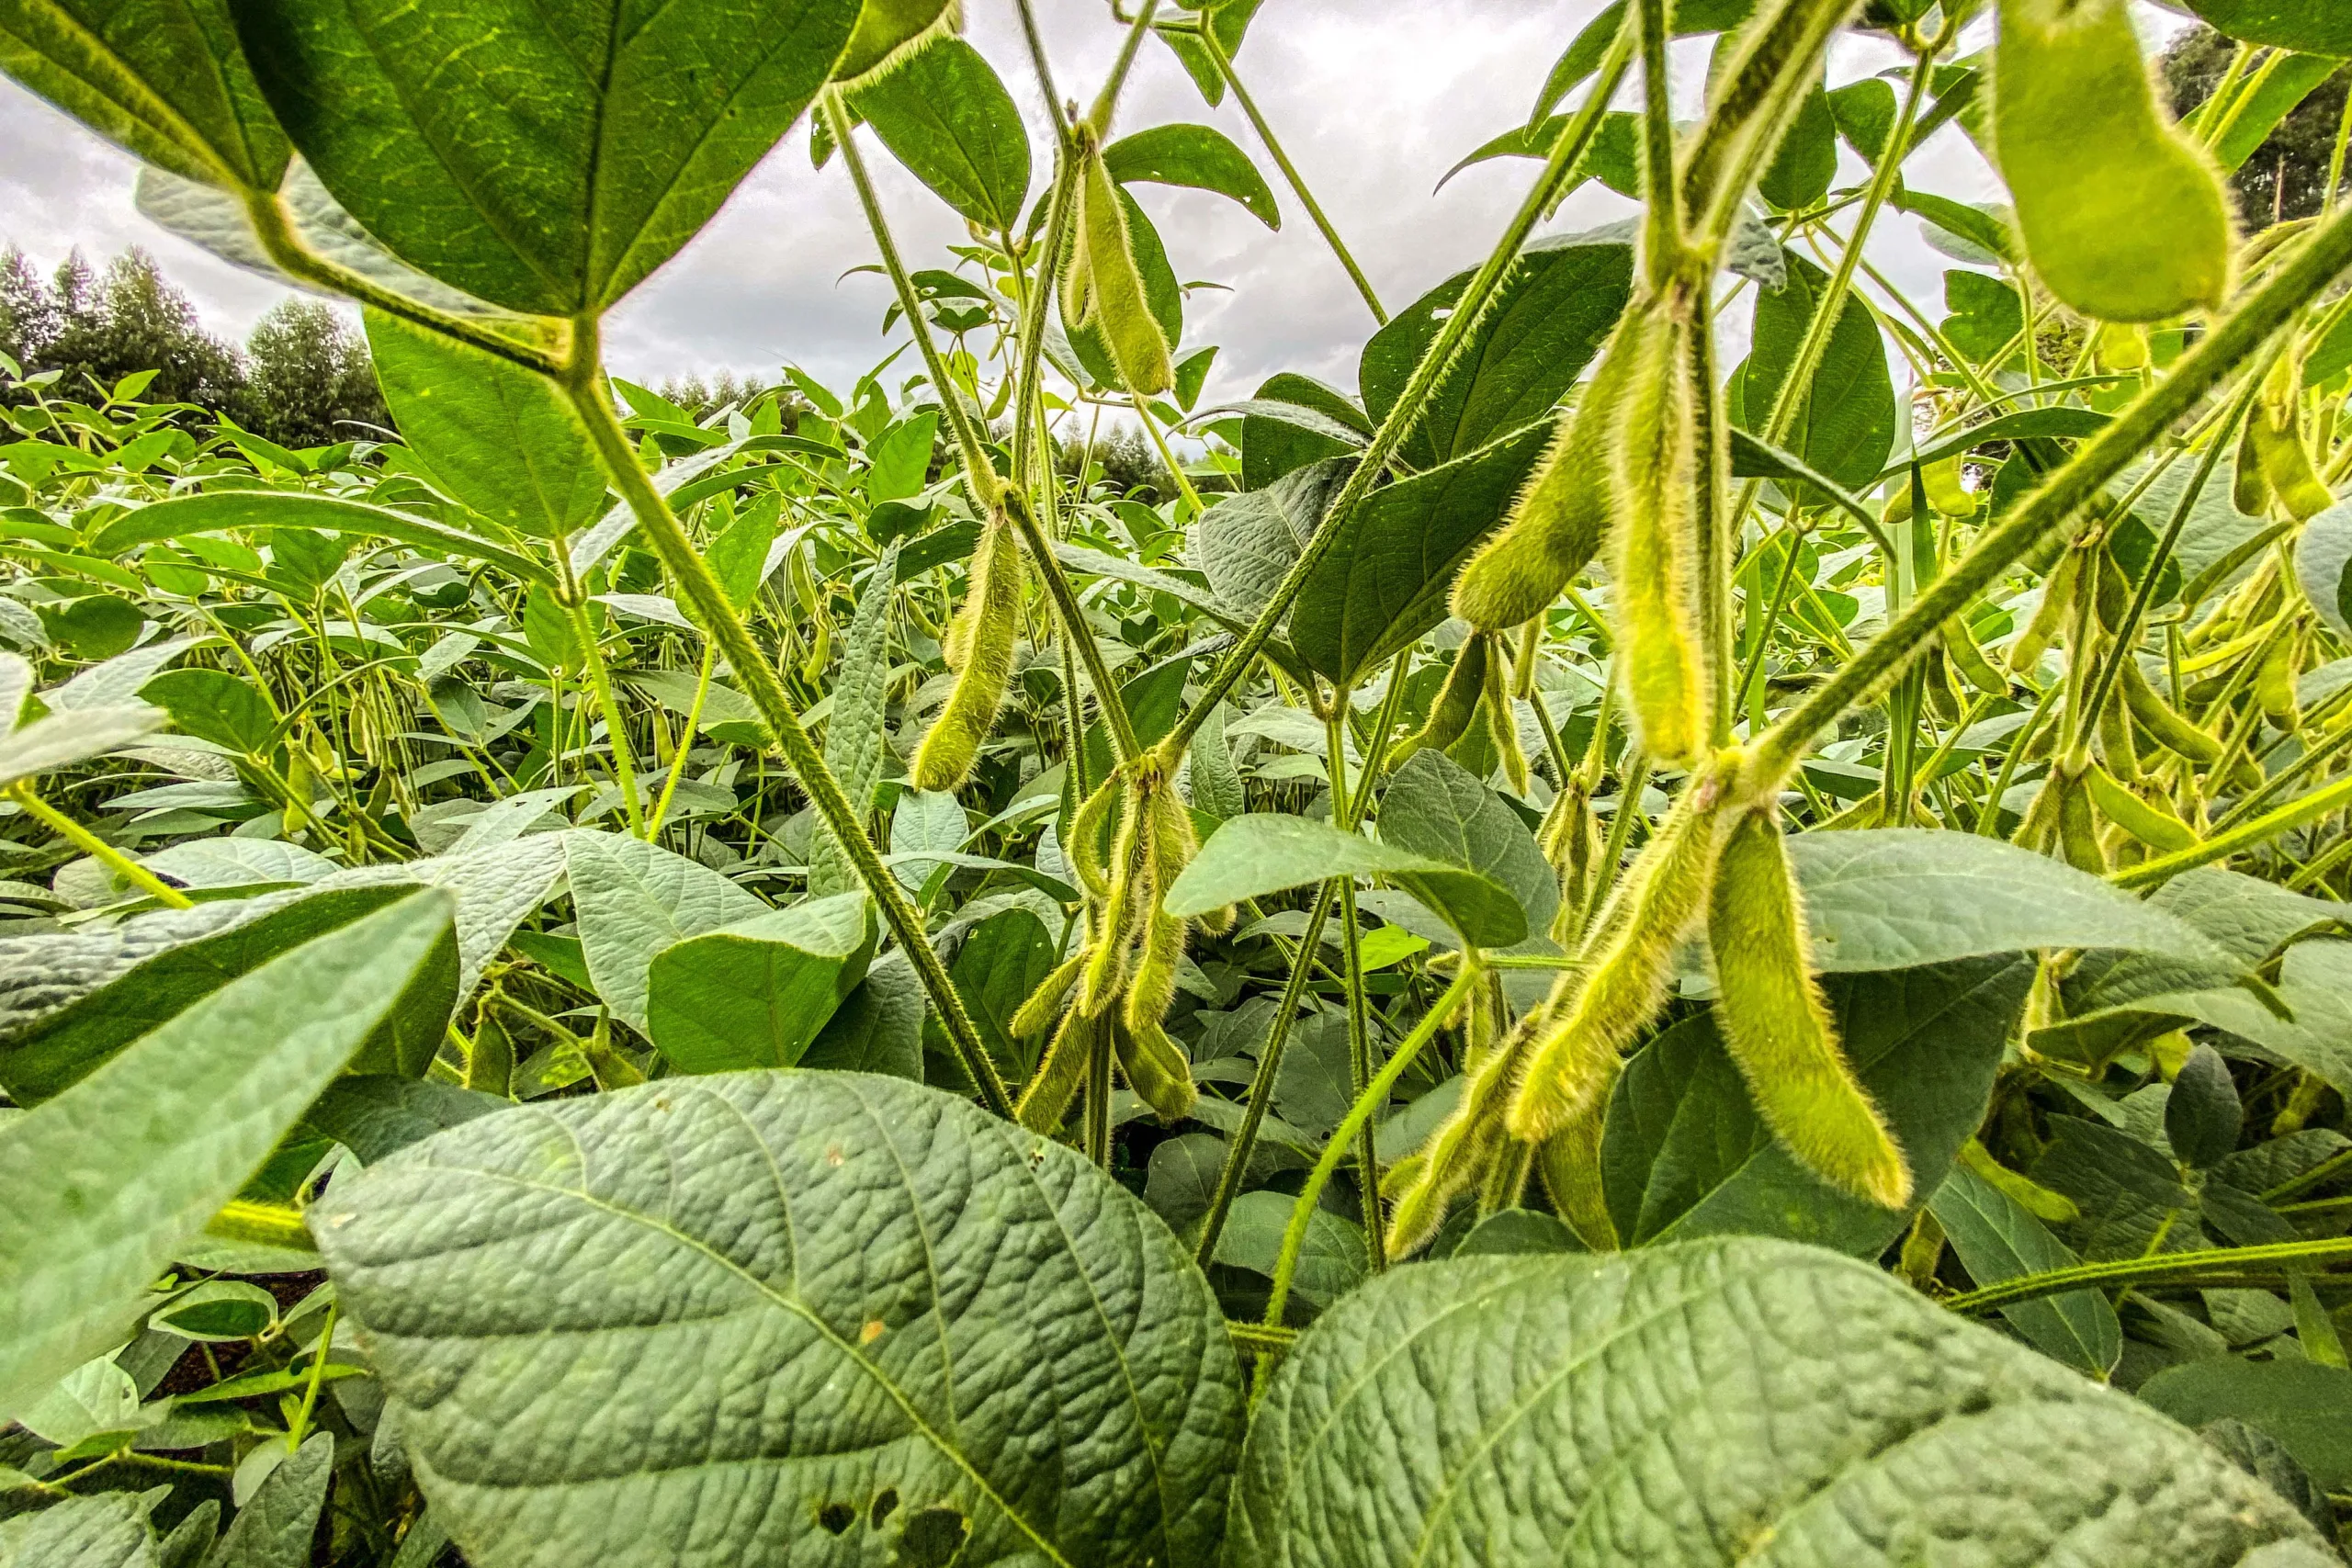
[562,597,646,838]
[1198,26,1387,325]
[558,321,1013,1119]
[646,641,714,838]
[1130,392,1204,513]
[1943,1235,2352,1314]
[9,782,190,908]
[1087,0,1162,134]
[206,1199,315,1253]
[1160,21,1637,761]
[1753,198,2352,795]
[1635,0,1683,286]
[285,1302,338,1451]
[2113,771,2352,890]
[1326,703,1385,1273]
[1261,959,1486,1332]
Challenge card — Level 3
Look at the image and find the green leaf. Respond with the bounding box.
[934,907,1058,1081]
[365,312,607,539]
[298,1075,503,1163]
[1733,250,1895,494]
[1227,1237,2327,1568]
[1376,750,1556,940]
[1190,455,1351,621]
[209,1432,332,1568]
[644,892,876,1072]
[312,1073,1246,1567]
[232,0,861,313]
[1212,1188,1367,1310]
[1237,373,1367,491]
[562,832,764,1036]
[0,703,162,789]
[1165,812,1526,948]
[1358,230,1633,469]
[1102,123,1278,229]
[2141,1359,2352,1491]
[2184,1,2352,56]
[0,890,452,1424]
[136,668,277,755]
[90,492,552,587]
[1291,423,1548,686]
[809,543,900,897]
[0,885,452,1104]
[1601,957,2031,1255]
[2295,497,2352,640]
[803,949,926,1079]
[1758,73,1837,211]
[0,0,287,191]
[1787,829,2242,973]
[0,1491,158,1568]
[851,39,1030,231]
[1928,1164,2120,1378]
[2206,53,2345,173]
[154,1279,278,1339]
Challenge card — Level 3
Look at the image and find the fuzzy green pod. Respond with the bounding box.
[1079,780,1147,1017]
[466,1012,514,1099]
[1707,807,1911,1209]
[2007,546,2080,675]
[2120,655,2223,764]
[2252,353,2335,523]
[1607,309,1711,768]
[2055,768,2109,874]
[1384,976,1521,1258]
[1944,619,2009,695]
[1010,948,1086,1039]
[1067,151,1173,397]
[2084,762,2197,854]
[1994,0,2232,323]
[832,0,960,85]
[912,515,1022,792]
[2256,626,2303,728]
[1450,312,1649,632]
[1121,785,1196,1034]
[1478,637,1532,796]
[1115,1017,1196,1123]
[1017,1007,1096,1134]
[1534,1100,1618,1251]
[1388,635,1489,767]
[1505,755,1736,1144]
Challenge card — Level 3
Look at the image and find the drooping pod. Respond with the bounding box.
[2083,762,2197,854]
[1451,309,1651,632]
[1385,974,1523,1257]
[1386,635,1488,767]
[2250,352,2335,523]
[2007,544,2080,676]
[1010,948,1087,1039]
[1062,147,1173,397]
[1993,0,2233,322]
[1476,635,1532,795]
[912,511,1023,791]
[1505,750,1740,1144]
[2120,655,2223,764]
[1707,807,1910,1209]
[1605,303,1712,768]
[1078,775,1148,1016]
[1114,1016,1197,1123]
[1535,1097,1618,1250]
[1123,783,1198,1035]
[1017,1007,1097,1134]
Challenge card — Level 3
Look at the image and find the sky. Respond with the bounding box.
[0,1,2197,407]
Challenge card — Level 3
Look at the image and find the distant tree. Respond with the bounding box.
[237,299,390,446]
[41,249,244,408]
[2163,28,2350,229]
[0,248,59,371]
[1057,424,1171,502]
[657,370,779,421]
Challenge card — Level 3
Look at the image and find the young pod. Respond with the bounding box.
[912,515,1023,792]
[2120,655,2223,763]
[1122,784,1197,1033]
[1993,0,2232,322]
[1534,1090,1620,1250]
[2055,766,2109,874]
[2008,546,2079,675]
[2256,625,2303,728]
[2234,418,2274,520]
[1017,1007,1098,1134]
[1506,755,1737,1143]
[1451,310,1651,632]
[2252,354,2335,523]
[1707,807,1911,1209]
[1078,783,1147,1017]
[1114,1016,1197,1123]
[1944,619,2009,695]
[2083,762,2197,854]
[1066,773,1123,901]
[1606,307,1712,768]
[1387,635,1488,767]
[1068,150,1173,397]
[1011,948,1087,1039]
[1478,635,1532,795]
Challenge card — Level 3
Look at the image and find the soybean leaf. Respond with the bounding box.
[1928,1164,2121,1379]
[1788,829,2242,973]
[207,1431,332,1568]
[933,907,1057,1082]
[232,0,864,313]
[1358,230,1633,469]
[1758,74,1836,211]
[89,492,551,587]
[1166,813,1526,948]
[1376,750,1556,940]
[366,312,607,539]
[1601,956,2032,1255]
[1102,123,1278,228]
[2140,1359,2352,1492]
[1292,423,1548,685]
[1733,250,1895,494]
[0,704,163,789]
[1237,373,1367,491]
[1212,1188,1367,1311]
[562,832,764,1035]
[2295,497,2352,639]
[311,1074,1247,1568]
[1189,456,1351,621]
[0,890,453,1424]
[140,838,334,893]
[2184,1,2352,57]
[852,39,1030,231]
[1227,1237,2324,1568]
[0,1491,159,1568]
[0,0,287,191]
[803,949,926,1079]
[138,668,275,755]
[809,543,900,897]
[644,892,876,1072]
[299,1075,504,1163]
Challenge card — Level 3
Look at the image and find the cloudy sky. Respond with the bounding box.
[0,1,2194,405]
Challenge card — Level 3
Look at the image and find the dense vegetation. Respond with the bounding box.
[6,0,2352,1563]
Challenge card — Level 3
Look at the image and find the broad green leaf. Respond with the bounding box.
[138,667,276,754]
[645,892,876,1072]
[1237,373,1367,491]
[0,890,452,1424]
[1758,73,1836,211]
[299,1075,504,1163]
[562,831,764,1034]
[1376,750,1556,938]
[933,907,1058,1081]
[2184,0,2352,56]
[1190,456,1351,621]
[2109,454,2272,609]
[2295,497,2352,640]
[233,0,864,314]
[2205,53,2343,173]
[140,838,334,893]
[1102,123,1278,228]
[1186,700,1248,823]
[1358,230,1632,469]
[0,1491,158,1568]
[0,0,287,190]
[889,786,967,893]
[0,651,28,728]
[1166,812,1526,948]
[809,543,900,897]
[317,833,570,1002]
[1291,423,1548,685]
[1733,250,1895,493]
[1601,956,2032,1255]
[864,412,938,506]
[0,885,451,1103]
[1212,1188,1367,1311]
[312,1073,1246,1567]
[1787,829,2241,973]
[154,1279,278,1339]
[209,1432,332,1568]
[1227,1237,2327,1567]
[803,949,926,1078]
[90,492,551,587]
[1928,1164,2120,1378]
[2140,1359,2352,1492]
[0,703,161,789]
[366,312,607,539]
[851,39,1030,231]
[627,668,771,747]
[2152,866,2349,963]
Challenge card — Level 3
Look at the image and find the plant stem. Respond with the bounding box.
[207,1199,315,1252]
[2113,771,2352,890]
[558,319,1013,1119]
[562,596,646,838]
[9,782,190,908]
[1197,27,1387,325]
[1943,1235,2352,1314]
[646,641,715,837]
[1088,0,1162,134]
